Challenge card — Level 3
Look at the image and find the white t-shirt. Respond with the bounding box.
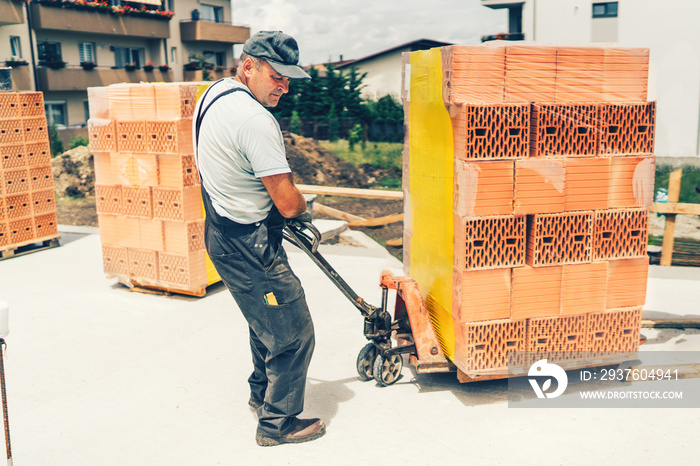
[193,79,291,224]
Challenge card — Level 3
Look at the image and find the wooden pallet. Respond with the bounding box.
[114,276,212,298]
[648,239,700,267]
[0,235,61,261]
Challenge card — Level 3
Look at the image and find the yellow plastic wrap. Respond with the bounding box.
[405,48,456,359]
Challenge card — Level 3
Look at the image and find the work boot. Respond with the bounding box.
[255,418,326,447]
[248,398,263,411]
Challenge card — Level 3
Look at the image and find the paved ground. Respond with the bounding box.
[0,225,698,465]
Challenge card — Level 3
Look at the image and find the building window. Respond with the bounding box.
[203,51,226,67]
[171,47,177,64]
[79,43,95,64]
[592,2,618,18]
[10,36,22,59]
[45,101,67,127]
[200,4,224,22]
[38,42,62,65]
[84,100,90,122]
[113,47,145,68]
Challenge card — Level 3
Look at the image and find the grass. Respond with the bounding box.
[654,164,700,203]
[319,139,403,170]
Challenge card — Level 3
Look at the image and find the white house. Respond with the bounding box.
[482,0,700,157]
[336,39,452,101]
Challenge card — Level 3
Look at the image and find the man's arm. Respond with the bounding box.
[261,172,307,218]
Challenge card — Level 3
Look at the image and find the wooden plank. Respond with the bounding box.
[641,318,700,329]
[298,184,404,200]
[0,236,61,261]
[348,213,404,228]
[386,237,403,247]
[651,202,700,215]
[313,203,365,223]
[660,168,682,266]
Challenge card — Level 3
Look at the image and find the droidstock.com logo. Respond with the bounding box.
[528,359,568,399]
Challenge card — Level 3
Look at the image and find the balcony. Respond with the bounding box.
[481,0,525,8]
[36,66,174,92]
[180,20,250,44]
[0,0,24,25]
[9,65,32,91]
[30,3,170,39]
[183,69,233,82]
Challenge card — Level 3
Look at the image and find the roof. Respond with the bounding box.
[335,38,454,69]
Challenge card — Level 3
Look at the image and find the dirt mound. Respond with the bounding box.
[51,146,95,198]
[284,132,370,188]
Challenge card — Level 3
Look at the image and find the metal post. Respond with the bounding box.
[0,339,11,466]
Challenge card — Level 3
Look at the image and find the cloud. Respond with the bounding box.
[232,0,508,65]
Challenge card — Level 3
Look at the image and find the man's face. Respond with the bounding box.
[247,60,290,107]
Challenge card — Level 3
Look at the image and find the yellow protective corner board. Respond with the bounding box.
[407,48,456,359]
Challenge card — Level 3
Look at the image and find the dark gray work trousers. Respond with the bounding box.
[204,208,315,436]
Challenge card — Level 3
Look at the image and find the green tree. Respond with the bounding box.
[49,123,64,157]
[343,66,368,122]
[69,135,89,149]
[367,95,404,124]
[348,123,364,152]
[290,110,302,135]
[328,102,339,142]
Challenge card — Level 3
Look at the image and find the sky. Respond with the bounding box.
[230,0,508,66]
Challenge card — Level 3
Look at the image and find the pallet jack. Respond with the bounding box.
[284,219,649,385]
[283,219,452,386]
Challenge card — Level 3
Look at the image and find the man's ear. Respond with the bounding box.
[241,58,254,77]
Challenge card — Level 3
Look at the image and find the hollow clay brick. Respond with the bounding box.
[608,157,655,209]
[598,102,655,156]
[511,265,562,320]
[453,267,511,323]
[451,103,530,160]
[565,158,610,212]
[530,103,598,157]
[102,245,128,276]
[606,257,648,309]
[158,251,208,290]
[30,189,56,215]
[34,212,58,238]
[561,262,608,315]
[0,144,26,171]
[454,160,513,217]
[526,211,593,267]
[25,142,50,167]
[593,208,648,260]
[127,248,159,281]
[456,215,526,270]
[453,318,527,375]
[514,158,565,214]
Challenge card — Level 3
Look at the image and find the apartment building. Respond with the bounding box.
[480,0,700,157]
[1,0,249,127]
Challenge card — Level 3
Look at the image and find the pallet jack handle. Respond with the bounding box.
[283,220,381,319]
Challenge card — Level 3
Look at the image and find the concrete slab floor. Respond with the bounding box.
[0,228,698,465]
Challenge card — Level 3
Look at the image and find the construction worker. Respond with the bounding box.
[193,31,325,446]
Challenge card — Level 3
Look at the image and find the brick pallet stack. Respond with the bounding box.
[88,82,219,296]
[403,44,654,377]
[0,91,59,258]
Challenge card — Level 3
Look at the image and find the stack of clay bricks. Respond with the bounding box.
[88,82,215,296]
[0,91,59,257]
[442,44,653,376]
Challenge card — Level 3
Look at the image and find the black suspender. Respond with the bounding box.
[195,79,257,228]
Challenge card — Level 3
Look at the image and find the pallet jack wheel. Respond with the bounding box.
[356,343,378,381]
[373,353,403,387]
